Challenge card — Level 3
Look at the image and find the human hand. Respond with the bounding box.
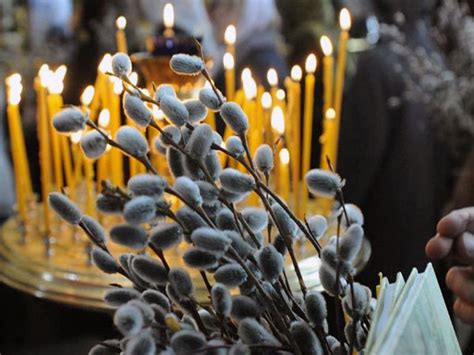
[426,207,474,324]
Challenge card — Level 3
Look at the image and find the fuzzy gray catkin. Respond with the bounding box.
[183,154,204,180]
[160,95,189,127]
[48,192,83,225]
[257,244,284,283]
[211,283,232,317]
[81,215,106,243]
[214,263,248,287]
[241,207,268,233]
[91,247,120,274]
[110,224,148,249]
[216,208,238,231]
[230,295,260,320]
[204,151,222,181]
[290,320,323,355]
[127,300,155,326]
[111,52,132,77]
[124,329,156,355]
[184,99,208,122]
[123,93,152,127]
[127,173,167,198]
[168,267,195,299]
[114,303,144,336]
[305,169,345,198]
[220,102,249,134]
[176,206,207,233]
[141,289,170,311]
[271,203,298,238]
[344,320,367,351]
[104,288,141,307]
[219,168,255,193]
[159,125,182,147]
[166,146,185,178]
[319,263,339,296]
[123,196,157,225]
[225,230,253,260]
[226,136,245,158]
[305,290,328,326]
[229,344,250,355]
[221,189,249,204]
[154,84,176,104]
[254,144,274,175]
[272,234,288,255]
[307,215,328,239]
[148,222,183,250]
[338,224,364,262]
[238,318,281,346]
[196,181,219,203]
[198,87,224,111]
[115,125,149,158]
[342,282,372,319]
[153,136,167,155]
[52,107,87,134]
[182,247,219,269]
[80,130,107,159]
[96,194,123,214]
[340,203,364,227]
[185,123,214,159]
[169,54,205,75]
[191,227,231,254]
[131,255,168,285]
[170,329,207,355]
[173,176,203,207]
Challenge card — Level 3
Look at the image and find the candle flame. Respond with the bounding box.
[267,68,278,87]
[279,148,290,165]
[163,3,174,29]
[261,92,272,109]
[6,73,22,105]
[112,76,123,95]
[99,53,112,74]
[326,108,336,120]
[305,54,317,73]
[320,36,333,56]
[81,85,95,106]
[243,76,257,100]
[70,130,83,144]
[271,106,285,135]
[47,65,67,94]
[241,67,251,82]
[224,25,236,45]
[129,72,138,85]
[98,109,111,128]
[116,16,127,30]
[339,8,351,31]
[39,64,50,87]
[276,89,285,101]
[223,52,235,70]
[291,65,303,81]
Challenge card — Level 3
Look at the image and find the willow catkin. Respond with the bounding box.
[338,224,364,262]
[220,102,249,134]
[305,290,327,326]
[91,247,120,274]
[170,329,207,355]
[184,99,208,122]
[127,173,167,198]
[185,123,214,159]
[214,263,248,288]
[216,208,238,231]
[115,125,149,158]
[271,203,298,238]
[221,189,249,204]
[148,222,183,250]
[114,303,144,336]
[199,87,224,111]
[124,329,155,355]
[96,194,123,214]
[219,168,255,193]
[183,154,204,180]
[205,151,222,181]
[80,130,108,159]
[110,224,148,250]
[168,267,194,299]
[290,320,323,355]
[225,230,253,260]
[196,181,219,203]
[159,125,182,147]
[191,227,231,254]
[131,255,168,285]
[48,192,83,225]
[173,176,203,208]
[160,95,189,127]
[176,206,207,233]
[226,136,245,158]
[170,54,205,75]
[342,282,372,319]
[211,283,232,317]
[307,215,328,240]
[238,318,280,346]
[182,247,219,269]
[319,263,339,296]
[111,52,132,77]
[305,169,345,198]
[104,288,141,307]
[257,244,284,283]
[154,84,176,105]
[231,295,260,320]
[123,196,157,225]
[52,107,87,134]
[340,203,364,227]
[241,207,268,233]
[123,93,152,127]
[254,144,274,175]
[272,234,288,255]
[81,215,106,243]
[166,146,185,178]
[141,290,170,311]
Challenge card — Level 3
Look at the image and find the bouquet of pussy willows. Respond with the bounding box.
[48,50,372,355]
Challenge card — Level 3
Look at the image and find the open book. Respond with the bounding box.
[363,263,461,354]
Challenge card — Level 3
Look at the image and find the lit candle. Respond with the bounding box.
[331,8,351,169]
[223,52,235,100]
[279,148,290,202]
[115,16,128,53]
[97,108,111,190]
[109,75,124,186]
[267,68,278,108]
[320,35,334,118]
[163,3,175,37]
[271,106,285,191]
[242,71,257,152]
[5,74,30,223]
[261,91,272,144]
[80,87,96,216]
[289,65,302,213]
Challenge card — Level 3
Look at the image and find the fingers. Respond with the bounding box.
[425,234,453,260]
[454,298,474,325]
[437,207,474,239]
[446,266,474,304]
[455,232,474,263]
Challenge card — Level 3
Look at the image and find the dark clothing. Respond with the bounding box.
[338,41,452,289]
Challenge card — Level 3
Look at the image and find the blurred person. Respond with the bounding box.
[337,0,453,290]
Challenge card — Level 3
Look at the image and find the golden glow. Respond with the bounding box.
[70,130,83,144]
[276,89,285,101]
[163,3,174,29]
[112,77,123,95]
[129,72,138,85]
[6,73,22,105]
[116,16,127,30]
[81,86,95,106]
[320,36,333,56]
[223,52,235,70]
[98,109,110,128]
[224,25,236,45]
[267,68,278,87]
[339,8,352,31]
[271,106,285,135]
[291,65,302,81]
[39,64,50,87]
[305,54,317,73]
[243,76,257,100]
[279,148,290,165]
[261,92,272,109]
[47,65,67,94]
[326,108,336,120]
[99,53,112,73]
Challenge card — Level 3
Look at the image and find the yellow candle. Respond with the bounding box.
[223,52,235,101]
[97,109,111,190]
[288,65,302,212]
[6,74,30,223]
[115,16,128,53]
[319,36,334,171]
[271,106,285,191]
[301,54,317,216]
[279,148,290,202]
[242,72,257,152]
[267,68,278,108]
[331,8,351,169]
[261,92,272,145]
[80,88,96,214]
[110,76,124,186]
